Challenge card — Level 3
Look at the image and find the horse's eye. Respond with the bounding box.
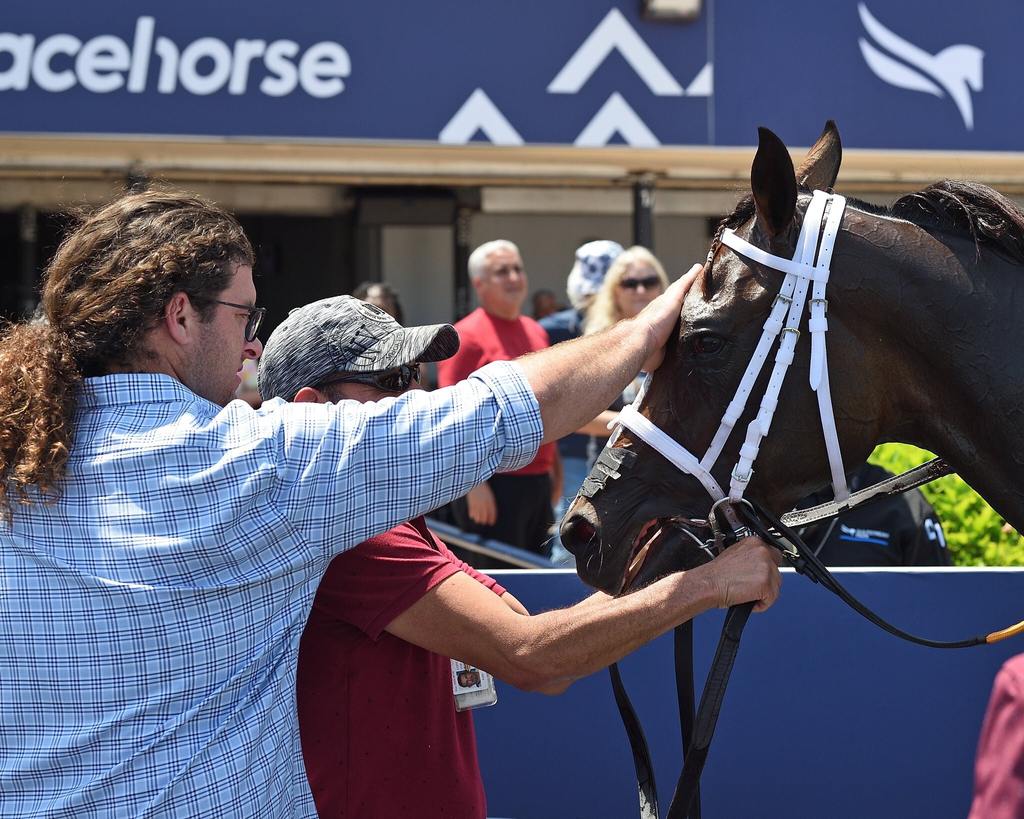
[690,334,725,356]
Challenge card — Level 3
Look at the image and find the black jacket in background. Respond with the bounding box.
[796,463,952,567]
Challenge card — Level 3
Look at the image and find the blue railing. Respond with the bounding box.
[475,567,1024,818]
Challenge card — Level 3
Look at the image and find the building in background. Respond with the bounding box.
[2,2,1021,336]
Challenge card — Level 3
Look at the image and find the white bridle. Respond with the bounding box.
[609,190,850,507]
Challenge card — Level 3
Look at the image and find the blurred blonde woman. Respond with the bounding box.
[575,247,671,473]
[584,245,669,335]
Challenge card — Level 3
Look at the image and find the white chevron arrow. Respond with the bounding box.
[548,8,683,96]
[438,89,524,145]
[686,62,713,96]
[575,93,660,147]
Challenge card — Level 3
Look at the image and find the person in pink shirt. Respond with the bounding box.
[970,654,1024,818]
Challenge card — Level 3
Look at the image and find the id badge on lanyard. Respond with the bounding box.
[450,659,498,711]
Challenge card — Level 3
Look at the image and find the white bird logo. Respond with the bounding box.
[858,3,984,130]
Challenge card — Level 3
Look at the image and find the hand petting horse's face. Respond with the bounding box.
[561,123,885,594]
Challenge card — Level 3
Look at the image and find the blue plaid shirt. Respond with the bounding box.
[0,362,541,817]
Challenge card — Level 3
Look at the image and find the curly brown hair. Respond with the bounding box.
[0,189,253,520]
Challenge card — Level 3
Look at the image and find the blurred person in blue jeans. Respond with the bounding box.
[541,240,623,563]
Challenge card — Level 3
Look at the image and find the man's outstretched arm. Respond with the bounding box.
[277,266,698,555]
[385,535,781,695]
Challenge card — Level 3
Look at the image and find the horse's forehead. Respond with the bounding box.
[685,256,766,323]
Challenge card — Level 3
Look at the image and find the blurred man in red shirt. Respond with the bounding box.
[438,240,557,556]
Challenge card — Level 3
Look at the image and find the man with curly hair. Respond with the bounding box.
[0,189,781,818]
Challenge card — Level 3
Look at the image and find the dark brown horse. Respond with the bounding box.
[561,122,1024,594]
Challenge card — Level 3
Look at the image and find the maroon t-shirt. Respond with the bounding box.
[437,307,555,476]
[297,516,506,818]
[970,654,1024,819]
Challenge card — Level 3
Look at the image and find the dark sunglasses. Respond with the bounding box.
[321,363,421,394]
[208,299,266,342]
[618,276,662,291]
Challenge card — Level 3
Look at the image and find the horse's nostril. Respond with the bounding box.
[577,519,597,543]
[562,516,598,553]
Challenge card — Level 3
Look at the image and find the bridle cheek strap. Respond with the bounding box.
[608,190,850,509]
[806,196,849,501]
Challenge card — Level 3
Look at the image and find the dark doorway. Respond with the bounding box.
[0,209,75,322]
[236,212,354,339]
[0,208,356,342]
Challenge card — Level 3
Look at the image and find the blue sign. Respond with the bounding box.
[477,568,1023,818]
[0,1,1016,151]
[714,1,1004,151]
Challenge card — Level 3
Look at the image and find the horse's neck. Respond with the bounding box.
[868,240,1024,529]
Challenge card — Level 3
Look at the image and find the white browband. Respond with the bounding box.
[610,190,850,508]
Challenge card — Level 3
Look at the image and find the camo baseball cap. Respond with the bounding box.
[258,295,459,400]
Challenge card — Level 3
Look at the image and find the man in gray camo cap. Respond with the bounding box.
[259,294,507,815]
[254,290,782,819]
[258,295,458,401]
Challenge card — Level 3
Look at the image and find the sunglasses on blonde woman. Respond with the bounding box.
[618,276,662,291]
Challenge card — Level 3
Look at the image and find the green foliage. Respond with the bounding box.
[868,443,1024,566]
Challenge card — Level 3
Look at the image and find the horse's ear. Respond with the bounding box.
[751,127,797,239]
[795,120,842,191]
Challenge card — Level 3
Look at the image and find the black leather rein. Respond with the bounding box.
[610,466,1024,819]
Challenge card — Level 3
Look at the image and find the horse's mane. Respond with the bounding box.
[890,181,1024,264]
[706,180,1024,293]
[703,195,755,296]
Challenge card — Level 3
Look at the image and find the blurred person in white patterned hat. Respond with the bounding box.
[540,239,623,345]
[540,240,623,562]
